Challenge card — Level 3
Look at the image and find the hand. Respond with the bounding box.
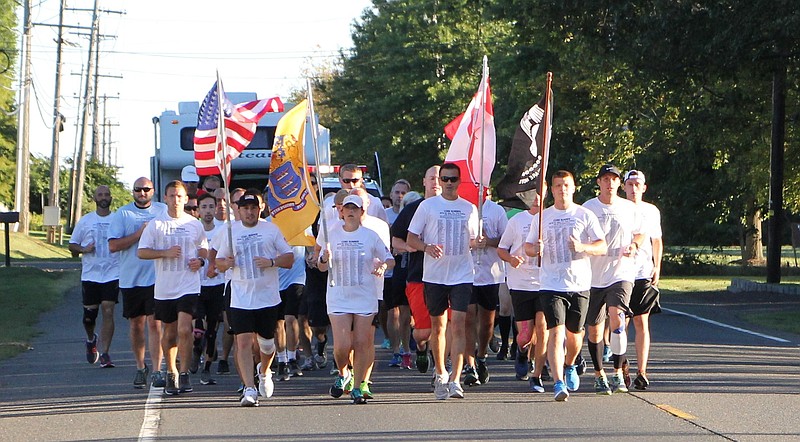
[205,262,219,278]
[318,248,331,265]
[163,245,182,259]
[254,257,273,269]
[475,235,487,250]
[82,242,95,254]
[372,260,387,277]
[188,258,202,272]
[623,242,638,257]
[220,256,235,271]
[651,268,661,286]
[509,255,525,268]
[568,236,583,253]
[425,244,443,259]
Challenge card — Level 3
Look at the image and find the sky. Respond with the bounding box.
[18,0,372,186]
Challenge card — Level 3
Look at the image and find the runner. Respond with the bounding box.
[275,245,308,381]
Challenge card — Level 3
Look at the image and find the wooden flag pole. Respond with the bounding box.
[537,72,553,267]
[306,79,334,286]
[215,71,235,261]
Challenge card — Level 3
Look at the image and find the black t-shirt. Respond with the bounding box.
[390,198,425,283]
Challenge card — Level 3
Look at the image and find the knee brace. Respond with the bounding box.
[257,336,276,355]
[83,307,99,326]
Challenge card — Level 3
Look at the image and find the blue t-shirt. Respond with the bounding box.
[108,201,168,288]
[278,246,307,291]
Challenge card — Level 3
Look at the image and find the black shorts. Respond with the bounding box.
[510,289,544,322]
[586,281,633,326]
[424,282,472,316]
[279,283,304,317]
[304,267,330,327]
[630,279,662,316]
[470,284,500,311]
[229,304,281,338]
[82,280,119,306]
[384,276,409,309]
[121,285,155,319]
[197,283,225,323]
[154,294,198,324]
[541,290,589,333]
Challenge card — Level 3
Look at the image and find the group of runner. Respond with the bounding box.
[69,161,662,406]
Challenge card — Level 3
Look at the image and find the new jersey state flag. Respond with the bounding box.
[267,100,319,246]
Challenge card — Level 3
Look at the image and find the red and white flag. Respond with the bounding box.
[444,74,495,206]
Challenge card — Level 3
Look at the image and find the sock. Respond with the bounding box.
[287,350,296,361]
[497,315,512,350]
[612,353,627,370]
[316,337,327,356]
[277,350,288,363]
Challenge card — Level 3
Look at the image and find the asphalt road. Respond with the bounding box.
[0,286,798,442]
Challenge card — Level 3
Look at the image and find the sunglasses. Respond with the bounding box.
[184,206,198,211]
[133,187,152,193]
[439,176,460,183]
[342,178,361,184]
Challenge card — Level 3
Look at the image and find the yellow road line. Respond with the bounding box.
[657,404,697,420]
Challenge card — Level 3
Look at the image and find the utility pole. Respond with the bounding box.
[100,94,119,165]
[48,0,67,217]
[14,0,32,234]
[91,22,101,161]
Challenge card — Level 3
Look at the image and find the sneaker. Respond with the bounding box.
[496,346,508,360]
[463,365,480,386]
[401,353,413,369]
[86,334,99,364]
[237,384,245,394]
[164,372,179,396]
[541,363,552,382]
[360,381,374,399]
[602,344,612,363]
[240,386,259,407]
[621,359,631,388]
[190,344,202,374]
[216,359,230,375]
[610,373,629,393]
[200,368,216,385]
[351,388,367,404]
[389,353,402,367]
[448,381,464,399]
[314,353,328,370]
[434,374,449,400]
[575,354,587,376]
[258,370,274,398]
[633,372,650,390]
[416,350,429,373]
[476,358,490,385]
[99,353,114,368]
[151,370,166,388]
[344,374,355,394]
[529,376,545,393]
[300,357,315,371]
[381,338,391,349]
[330,372,351,398]
[514,354,529,381]
[289,359,303,377]
[179,372,193,393]
[488,336,500,354]
[133,365,150,389]
[509,342,518,360]
[594,376,612,395]
[277,362,290,381]
[553,380,569,401]
[330,366,340,376]
[564,364,580,391]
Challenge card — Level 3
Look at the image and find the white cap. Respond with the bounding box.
[342,195,364,208]
[181,165,199,182]
[623,170,646,184]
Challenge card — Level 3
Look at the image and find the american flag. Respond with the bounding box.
[193,81,284,176]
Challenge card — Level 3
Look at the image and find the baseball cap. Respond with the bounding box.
[342,195,364,208]
[237,194,260,206]
[624,170,646,184]
[597,164,622,179]
[181,165,199,182]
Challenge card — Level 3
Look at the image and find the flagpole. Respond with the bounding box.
[478,56,488,236]
[306,79,334,286]
[215,70,235,260]
[537,72,553,267]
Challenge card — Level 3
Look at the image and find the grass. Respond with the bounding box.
[739,311,800,335]
[0,230,75,261]
[0,267,80,360]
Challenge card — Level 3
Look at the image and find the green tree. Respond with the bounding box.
[0,0,18,208]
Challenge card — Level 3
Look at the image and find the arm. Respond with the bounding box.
[569,237,607,256]
[497,248,524,269]
[391,236,414,253]
[137,245,181,260]
[624,233,647,257]
[68,242,94,255]
[651,237,663,286]
[407,232,442,259]
[109,223,147,253]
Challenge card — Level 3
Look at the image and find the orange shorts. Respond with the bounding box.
[406,282,431,330]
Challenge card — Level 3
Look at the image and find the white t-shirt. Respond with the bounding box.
[498,210,539,291]
[583,197,643,288]
[408,195,478,285]
[322,192,389,225]
[525,204,605,292]
[109,202,167,288]
[201,223,226,287]
[70,211,119,283]
[633,201,662,280]
[318,225,392,315]
[138,212,208,300]
[472,199,507,286]
[215,220,292,310]
[209,220,239,282]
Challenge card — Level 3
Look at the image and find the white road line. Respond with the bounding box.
[138,384,162,441]
[663,308,791,343]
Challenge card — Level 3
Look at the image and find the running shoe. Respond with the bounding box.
[330,372,351,398]
[541,363,552,382]
[99,353,114,368]
[488,336,500,354]
[151,370,166,388]
[496,345,508,361]
[351,388,367,404]
[133,365,149,389]
[289,359,303,377]
[416,350,430,374]
[300,356,315,371]
[553,380,569,402]
[278,362,290,381]
[514,353,529,381]
[164,372,179,396]
[633,372,649,390]
[314,353,328,370]
[602,344,612,363]
[434,374,449,400]
[621,359,631,388]
[190,344,202,374]
[381,338,391,349]
[216,359,230,375]
[237,384,245,394]
[330,366,340,376]
[463,365,480,386]
[86,334,99,364]
[179,372,193,393]
[344,374,355,394]
[401,353,413,370]
[575,354,587,376]
[200,369,216,385]
[594,376,612,395]
[448,381,464,399]
[240,387,259,407]
[360,381,374,399]
[509,342,518,360]
[389,353,402,367]
[529,376,545,393]
[258,370,274,398]
[564,364,580,391]
[610,373,629,394]
[476,357,490,385]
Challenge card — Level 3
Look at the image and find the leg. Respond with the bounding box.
[329,315,354,377]
[177,312,194,373]
[161,321,179,375]
[146,314,163,370]
[448,310,467,383]
[547,325,566,383]
[351,315,376,387]
[430,314,448,376]
[129,316,146,369]
[236,332,256,387]
[634,313,651,373]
